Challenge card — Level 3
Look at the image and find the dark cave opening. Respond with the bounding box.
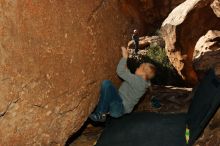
[127,50,185,87]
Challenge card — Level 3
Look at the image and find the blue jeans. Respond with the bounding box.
[95,80,124,118]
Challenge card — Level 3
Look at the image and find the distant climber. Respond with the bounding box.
[132,29,139,54]
[89,47,156,122]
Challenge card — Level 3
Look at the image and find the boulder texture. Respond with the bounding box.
[1,0,220,145]
[195,108,220,146]
[120,0,185,35]
[193,30,220,73]
[161,0,220,85]
[127,35,165,50]
[0,0,137,145]
[211,0,220,17]
[0,0,194,145]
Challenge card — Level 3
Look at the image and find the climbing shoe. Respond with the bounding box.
[89,112,107,122]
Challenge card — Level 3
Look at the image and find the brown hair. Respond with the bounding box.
[143,63,156,72]
[142,63,156,79]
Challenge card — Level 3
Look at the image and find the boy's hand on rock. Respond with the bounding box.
[121,46,128,59]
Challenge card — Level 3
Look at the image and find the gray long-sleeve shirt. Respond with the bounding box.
[117,58,151,113]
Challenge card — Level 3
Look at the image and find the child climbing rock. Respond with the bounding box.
[89,47,156,122]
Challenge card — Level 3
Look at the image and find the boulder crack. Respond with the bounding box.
[58,95,88,116]
[87,0,106,22]
[0,97,20,117]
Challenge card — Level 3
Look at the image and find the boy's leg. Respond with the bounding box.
[108,85,124,118]
[109,99,124,118]
[90,80,116,122]
[97,80,124,118]
[90,80,124,122]
[95,80,114,114]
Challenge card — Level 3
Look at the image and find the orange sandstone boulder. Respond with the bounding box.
[161,0,220,85]
[0,0,134,145]
[193,30,220,75]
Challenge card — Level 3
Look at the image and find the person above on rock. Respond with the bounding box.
[132,29,139,54]
[89,47,156,122]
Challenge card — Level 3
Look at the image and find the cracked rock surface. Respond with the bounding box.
[0,0,134,145]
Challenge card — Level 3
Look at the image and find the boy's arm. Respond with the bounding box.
[116,58,134,81]
[117,58,151,90]
[116,47,136,82]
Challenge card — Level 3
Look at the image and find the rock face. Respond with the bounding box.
[127,35,165,50]
[0,0,134,145]
[161,0,220,85]
[193,30,220,74]
[211,0,220,17]
[195,108,220,146]
[120,0,185,35]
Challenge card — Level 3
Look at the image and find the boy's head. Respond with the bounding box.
[135,63,156,80]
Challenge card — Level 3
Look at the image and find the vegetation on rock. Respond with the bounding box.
[127,44,184,86]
